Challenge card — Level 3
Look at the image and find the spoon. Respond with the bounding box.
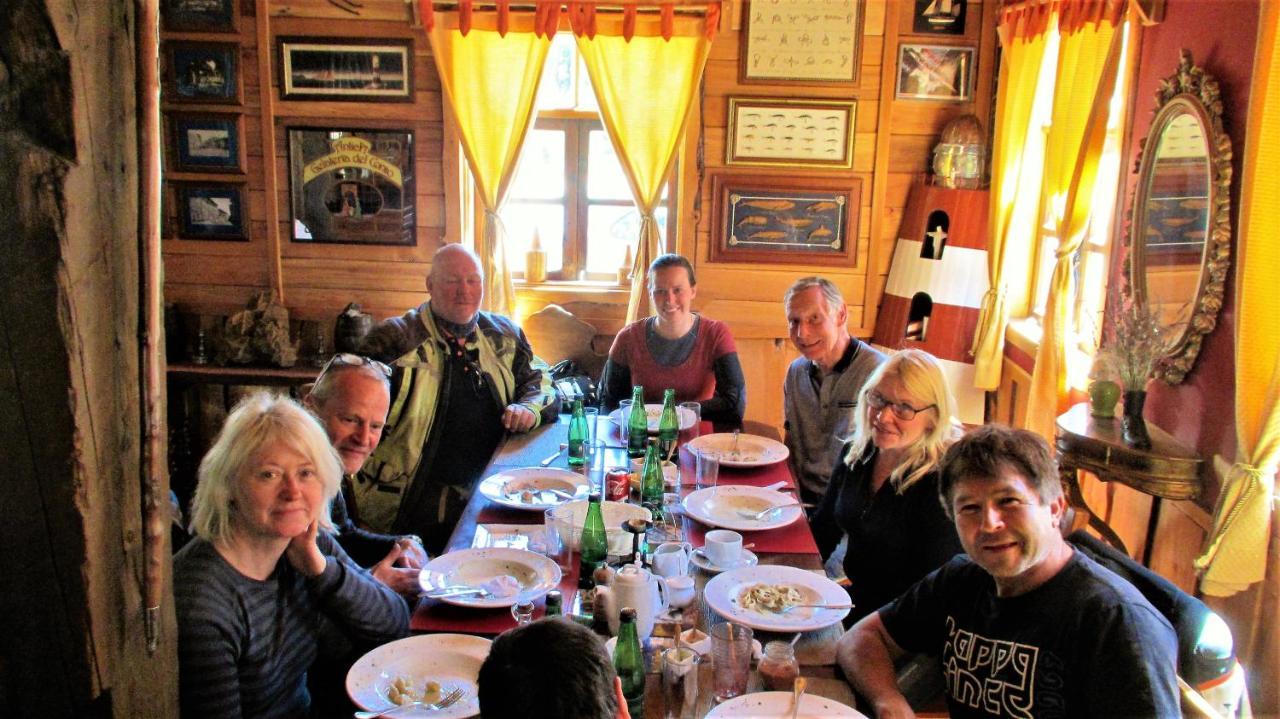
[789,677,806,719]
[730,429,741,458]
[737,502,804,520]
[539,443,568,467]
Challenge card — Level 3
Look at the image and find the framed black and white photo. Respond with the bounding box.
[278,38,413,102]
[170,113,242,172]
[177,184,246,240]
[896,44,975,101]
[286,127,416,246]
[161,0,236,32]
[911,0,967,36]
[168,42,240,103]
[726,97,855,169]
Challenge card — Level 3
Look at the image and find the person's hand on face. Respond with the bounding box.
[238,441,326,575]
[502,404,537,433]
[371,543,423,596]
[285,519,328,578]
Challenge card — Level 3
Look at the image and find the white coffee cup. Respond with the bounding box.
[666,575,696,609]
[702,529,743,567]
[653,541,693,578]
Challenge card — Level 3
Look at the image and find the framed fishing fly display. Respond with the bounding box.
[710,173,861,267]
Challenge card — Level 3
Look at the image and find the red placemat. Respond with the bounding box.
[411,565,580,635]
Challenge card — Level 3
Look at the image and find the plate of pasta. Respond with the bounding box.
[346,634,491,718]
[704,565,850,632]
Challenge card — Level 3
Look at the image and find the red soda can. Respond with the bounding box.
[605,467,630,502]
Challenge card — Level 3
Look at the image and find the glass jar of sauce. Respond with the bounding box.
[758,640,799,691]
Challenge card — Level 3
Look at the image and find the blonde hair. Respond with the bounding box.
[189,392,342,543]
[843,349,961,492]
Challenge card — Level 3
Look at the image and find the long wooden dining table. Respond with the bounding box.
[408,413,867,717]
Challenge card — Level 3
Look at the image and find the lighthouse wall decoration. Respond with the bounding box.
[872,182,989,424]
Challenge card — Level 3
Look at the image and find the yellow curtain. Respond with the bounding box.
[971,7,1055,390]
[1195,0,1280,596]
[1023,7,1128,441]
[571,8,714,322]
[426,10,550,316]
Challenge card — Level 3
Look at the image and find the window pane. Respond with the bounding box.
[535,35,577,110]
[585,204,668,275]
[509,129,566,200]
[499,202,566,273]
[587,130,632,201]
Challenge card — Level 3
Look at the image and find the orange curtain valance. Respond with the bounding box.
[998,0,1127,40]
[422,1,720,41]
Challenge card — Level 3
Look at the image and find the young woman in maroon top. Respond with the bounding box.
[600,254,745,429]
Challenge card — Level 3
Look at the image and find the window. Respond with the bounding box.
[501,35,672,282]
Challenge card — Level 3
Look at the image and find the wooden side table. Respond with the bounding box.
[1055,403,1203,555]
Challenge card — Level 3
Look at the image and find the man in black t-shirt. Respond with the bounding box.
[837,425,1179,718]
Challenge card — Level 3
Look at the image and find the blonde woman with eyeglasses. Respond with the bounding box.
[810,349,963,626]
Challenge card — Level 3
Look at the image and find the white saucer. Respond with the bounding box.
[690,547,759,574]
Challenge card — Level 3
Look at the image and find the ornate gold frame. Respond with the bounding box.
[1125,49,1233,385]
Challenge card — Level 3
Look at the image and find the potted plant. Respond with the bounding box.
[1096,291,1164,449]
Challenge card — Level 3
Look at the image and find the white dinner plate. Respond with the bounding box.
[418,548,561,608]
[686,433,790,468]
[478,467,590,511]
[609,404,698,434]
[682,486,803,532]
[689,546,759,574]
[704,565,851,633]
[706,691,865,718]
[346,633,491,719]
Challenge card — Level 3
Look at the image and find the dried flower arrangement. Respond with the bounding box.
[1096,290,1165,391]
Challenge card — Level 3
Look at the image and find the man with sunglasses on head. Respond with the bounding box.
[838,425,1178,718]
[303,353,426,596]
[353,244,558,554]
[783,277,886,506]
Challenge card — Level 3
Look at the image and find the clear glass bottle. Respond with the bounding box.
[627,385,648,458]
[758,640,800,691]
[567,399,588,467]
[614,607,646,718]
[657,388,678,458]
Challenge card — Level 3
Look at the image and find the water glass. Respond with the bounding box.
[678,401,701,439]
[583,407,599,450]
[661,647,700,719]
[619,398,634,424]
[544,506,576,573]
[695,449,720,490]
[711,622,753,702]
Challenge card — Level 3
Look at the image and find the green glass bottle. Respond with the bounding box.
[641,438,664,512]
[613,607,646,718]
[657,388,678,458]
[567,399,588,467]
[543,589,563,617]
[577,492,608,589]
[627,385,648,459]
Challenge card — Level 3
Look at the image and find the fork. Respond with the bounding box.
[353,686,465,718]
[736,502,803,520]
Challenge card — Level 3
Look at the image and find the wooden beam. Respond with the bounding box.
[256,2,286,300]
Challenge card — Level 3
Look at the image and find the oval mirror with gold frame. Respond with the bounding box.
[1125,50,1232,385]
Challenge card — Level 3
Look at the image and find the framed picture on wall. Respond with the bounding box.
[710,173,861,267]
[167,42,240,103]
[910,0,967,36]
[278,38,413,102]
[895,44,975,101]
[740,0,863,86]
[161,0,236,32]
[176,184,246,240]
[170,113,243,173]
[286,127,416,246]
[726,97,856,168]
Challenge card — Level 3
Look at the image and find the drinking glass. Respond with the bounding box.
[695,449,720,491]
[661,647,700,719]
[544,506,576,573]
[678,401,702,440]
[711,622,753,702]
[583,407,600,450]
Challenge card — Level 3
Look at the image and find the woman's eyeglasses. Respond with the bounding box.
[318,353,392,380]
[865,390,935,421]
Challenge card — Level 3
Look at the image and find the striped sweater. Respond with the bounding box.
[174,533,409,718]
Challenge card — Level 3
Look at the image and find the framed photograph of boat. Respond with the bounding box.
[175,183,246,240]
[278,37,413,102]
[740,0,863,86]
[167,42,240,103]
[161,0,236,33]
[286,127,416,246]
[725,97,855,169]
[895,44,975,101]
[710,173,861,267]
[910,0,967,36]
[169,113,242,173]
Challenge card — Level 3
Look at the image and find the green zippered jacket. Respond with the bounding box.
[351,302,557,531]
